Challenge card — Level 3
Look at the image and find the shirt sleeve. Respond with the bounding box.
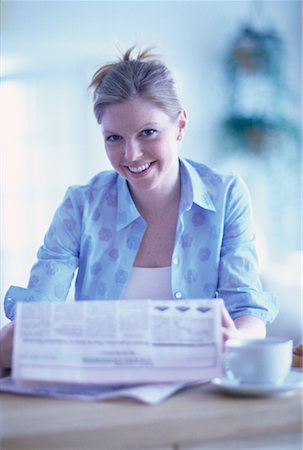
[4,187,82,320]
[217,176,278,324]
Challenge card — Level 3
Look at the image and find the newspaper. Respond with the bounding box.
[0,375,198,404]
[12,299,223,385]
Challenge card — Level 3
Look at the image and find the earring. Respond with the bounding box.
[177,134,182,141]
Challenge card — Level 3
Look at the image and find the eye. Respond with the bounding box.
[141,129,157,137]
[106,135,122,142]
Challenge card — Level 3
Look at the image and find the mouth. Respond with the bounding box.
[127,162,154,174]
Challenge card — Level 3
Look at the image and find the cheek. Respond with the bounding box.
[105,148,119,165]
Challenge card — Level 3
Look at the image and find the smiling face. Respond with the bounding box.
[101,97,186,201]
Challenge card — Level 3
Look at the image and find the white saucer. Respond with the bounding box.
[211,369,303,397]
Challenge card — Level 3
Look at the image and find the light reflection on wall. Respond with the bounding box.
[2,80,31,296]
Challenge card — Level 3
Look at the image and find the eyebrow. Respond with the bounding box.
[102,122,160,135]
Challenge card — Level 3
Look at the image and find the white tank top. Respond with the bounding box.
[121,266,172,300]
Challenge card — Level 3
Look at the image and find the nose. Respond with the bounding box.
[124,139,143,162]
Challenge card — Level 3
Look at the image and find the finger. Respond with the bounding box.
[220,299,235,329]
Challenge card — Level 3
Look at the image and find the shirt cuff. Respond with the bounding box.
[4,286,43,320]
[220,291,279,324]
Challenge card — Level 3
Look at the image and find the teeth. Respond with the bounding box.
[128,163,151,173]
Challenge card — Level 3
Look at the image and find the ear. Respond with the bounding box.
[177,109,187,139]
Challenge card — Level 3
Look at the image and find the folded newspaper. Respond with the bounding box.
[12,299,223,385]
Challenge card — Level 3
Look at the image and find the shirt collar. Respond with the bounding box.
[116,158,216,230]
[116,175,143,231]
[180,158,216,212]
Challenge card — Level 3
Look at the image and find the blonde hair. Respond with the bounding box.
[89,46,182,123]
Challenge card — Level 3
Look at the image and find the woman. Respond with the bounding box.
[0,47,278,368]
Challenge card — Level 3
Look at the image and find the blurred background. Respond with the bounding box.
[1,0,302,342]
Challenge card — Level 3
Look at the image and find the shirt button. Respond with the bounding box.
[172,257,179,265]
[175,291,183,299]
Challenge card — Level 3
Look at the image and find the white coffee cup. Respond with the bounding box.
[224,337,293,385]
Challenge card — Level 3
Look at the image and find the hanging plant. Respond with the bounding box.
[226,25,284,81]
[221,23,300,154]
[222,114,300,154]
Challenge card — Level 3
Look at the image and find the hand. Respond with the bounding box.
[0,321,15,368]
[220,299,266,347]
[220,299,241,343]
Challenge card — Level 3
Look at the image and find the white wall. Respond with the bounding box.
[1,1,301,337]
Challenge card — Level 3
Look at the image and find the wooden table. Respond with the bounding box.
[0,383,302,450]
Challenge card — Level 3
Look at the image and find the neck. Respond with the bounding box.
[130,176,181,223]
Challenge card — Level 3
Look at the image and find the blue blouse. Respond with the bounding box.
[4,158,278,322]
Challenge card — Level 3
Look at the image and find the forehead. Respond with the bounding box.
[101,98,173,132]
